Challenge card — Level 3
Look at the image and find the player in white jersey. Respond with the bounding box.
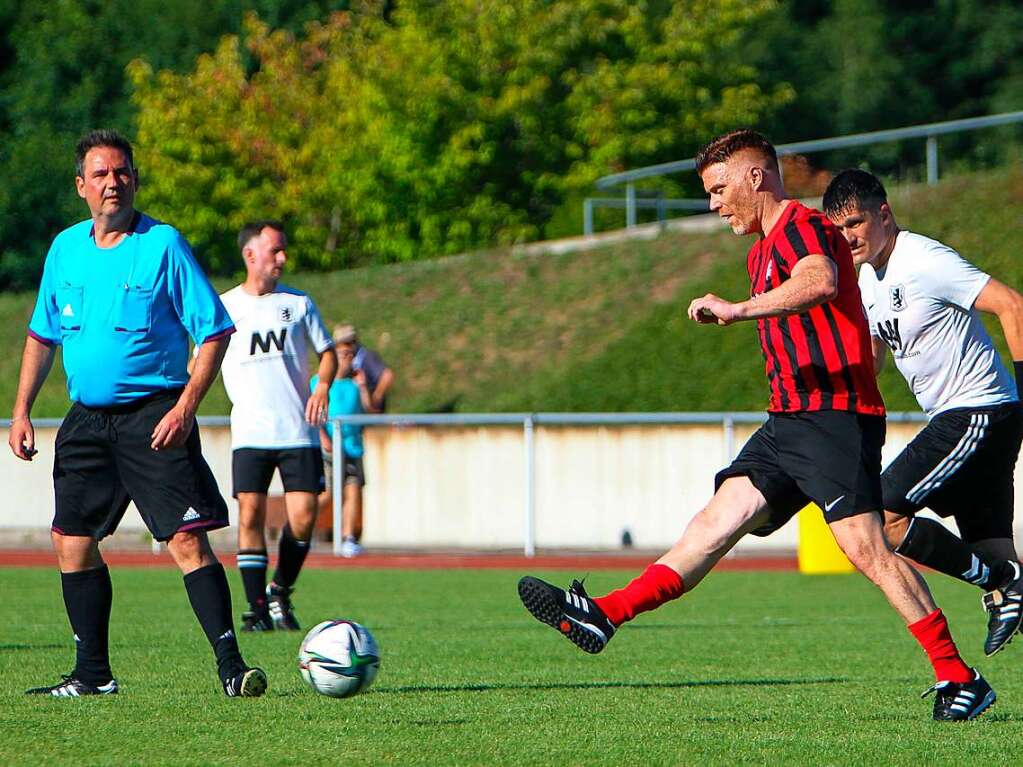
[219,221,337,632]
[824,170,1023,655]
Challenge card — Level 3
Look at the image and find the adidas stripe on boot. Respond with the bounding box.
[517,576,616,654]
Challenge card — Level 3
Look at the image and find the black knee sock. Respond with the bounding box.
[272,524,311,590]
[895,517,1015,590]
[237,549,268,614]
[61,565,113,686]
[183,563,245,682]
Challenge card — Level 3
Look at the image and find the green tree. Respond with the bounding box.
[0,0,351,290]
[129,0,792,272]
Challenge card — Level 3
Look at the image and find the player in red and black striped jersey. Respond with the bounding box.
[744,201,884,415]
[518,130,994,721]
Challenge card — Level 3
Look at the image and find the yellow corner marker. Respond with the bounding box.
[797,504,855,574]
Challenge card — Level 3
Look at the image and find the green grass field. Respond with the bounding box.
[3,566,1022,765]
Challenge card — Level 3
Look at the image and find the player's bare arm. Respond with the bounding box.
[152,335,230,450]
[305,346,338,426]
[8,336,57,461]
[870,336,887,376]
[687,255,838,325]
[974,278,1023,363]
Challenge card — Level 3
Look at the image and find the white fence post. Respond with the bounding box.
[523,413,536,557]
[332,418,343,556]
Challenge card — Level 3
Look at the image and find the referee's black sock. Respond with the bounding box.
[237,549,268,614]
[272,524,311,590]
[61,565,114,686]
[183,563,245,682]
[895,517,1014,590]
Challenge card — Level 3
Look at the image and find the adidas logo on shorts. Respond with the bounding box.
[182,507,201,522]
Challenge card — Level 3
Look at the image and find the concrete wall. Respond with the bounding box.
[2,419,1015,552]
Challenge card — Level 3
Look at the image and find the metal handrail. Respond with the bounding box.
[584,110,1023,235]
[595,110,1023,189]
[320,410,928,557]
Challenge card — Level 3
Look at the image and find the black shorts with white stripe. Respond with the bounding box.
[883,402,1023,542]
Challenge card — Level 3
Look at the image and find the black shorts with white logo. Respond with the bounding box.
[232,447,326,496]
[715,410,885,536]
[52,389,229,542]
[882,402,1023,542]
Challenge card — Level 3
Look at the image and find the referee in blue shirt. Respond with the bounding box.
[8,130,266,698]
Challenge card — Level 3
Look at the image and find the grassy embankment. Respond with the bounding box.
[2,166,1021,418]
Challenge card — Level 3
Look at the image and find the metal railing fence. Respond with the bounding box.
[583,110,1023,235]
[327,410,929,557]
[1,411,930,557]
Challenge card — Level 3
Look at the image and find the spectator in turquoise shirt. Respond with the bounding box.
[313,335,373,557]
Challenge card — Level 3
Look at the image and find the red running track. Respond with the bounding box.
[0,549,797,571]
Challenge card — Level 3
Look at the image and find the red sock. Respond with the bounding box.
[907,609,973,683]
[594,564,685,626]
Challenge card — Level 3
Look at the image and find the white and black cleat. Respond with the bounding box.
[517,576,616,654]
[266,583,301,631]
[223,667,267,698]
[240,610,275,633]
[26,674,119,697]
[921,669,995,721]
[983,561,1023,656]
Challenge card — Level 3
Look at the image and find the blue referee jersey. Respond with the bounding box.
[28,213,234,407]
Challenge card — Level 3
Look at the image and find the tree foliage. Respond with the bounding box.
[129,0,790,272]
[747,0,1023,171]
[2,0,1022,289]
[0,0,351,290]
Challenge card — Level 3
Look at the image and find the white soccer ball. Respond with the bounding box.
[298,620,380,698]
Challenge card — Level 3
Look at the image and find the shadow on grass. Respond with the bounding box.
[978,712,1023,723]
[375,676,847,695]
[0,643,67,651]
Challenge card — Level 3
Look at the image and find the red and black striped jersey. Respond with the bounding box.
[747,201,885,415]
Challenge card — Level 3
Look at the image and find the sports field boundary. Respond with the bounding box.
[0,549,797,570]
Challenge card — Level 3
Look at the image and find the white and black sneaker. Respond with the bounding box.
[983,561,1023,656]
[223,667,267,698]
[517,576,616,654]
[26,674,119,697]
[921,669,995,721]
[267,583,301,631]
[240,610,274,633]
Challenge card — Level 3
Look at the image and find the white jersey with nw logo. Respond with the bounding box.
[859,230,1016,417]
[218,284,334,449]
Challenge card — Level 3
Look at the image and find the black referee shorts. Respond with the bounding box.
[715,410,885,536]
[882,403,1023,542]
[52,389,229,542]
[232,447,326,497]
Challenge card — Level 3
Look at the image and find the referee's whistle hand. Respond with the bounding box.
[8,418,36,461]
[150,406,195,450]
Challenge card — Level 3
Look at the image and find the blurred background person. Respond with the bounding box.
[315,335,373,557]
[332,324,394,413]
